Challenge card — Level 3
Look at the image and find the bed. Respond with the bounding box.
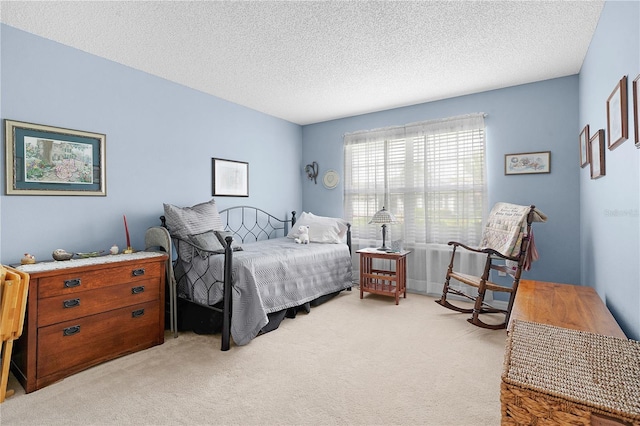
[145,200,353,351]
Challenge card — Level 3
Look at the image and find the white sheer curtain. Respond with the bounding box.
[344,113,488,295]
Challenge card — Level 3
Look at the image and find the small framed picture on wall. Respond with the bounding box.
[633,74,639,148]
[212,158,249,197]
[589,129,605,179]
[504,151,551,175]
[579,125,589,167]
[606,76,628,150]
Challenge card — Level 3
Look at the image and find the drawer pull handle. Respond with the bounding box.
[132,268,145,277]
[131,286,145,294]
[64,278,81,288]
[63,298,80,308]
[63,325,81,336]
[132,309,145,318]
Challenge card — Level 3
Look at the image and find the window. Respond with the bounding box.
[344,113,487,294]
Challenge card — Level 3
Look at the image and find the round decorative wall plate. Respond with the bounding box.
[323,170,339,189]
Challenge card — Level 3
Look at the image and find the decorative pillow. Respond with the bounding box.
[188,230,226,258]
[287,212,348,244]
[215,231,243,251]
[163,199,224,240]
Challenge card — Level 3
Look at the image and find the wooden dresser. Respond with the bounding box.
[12,251,168,393]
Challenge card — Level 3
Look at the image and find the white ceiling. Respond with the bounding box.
[1,1,604,125]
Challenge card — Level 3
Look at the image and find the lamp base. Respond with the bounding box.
[377,224,391,251]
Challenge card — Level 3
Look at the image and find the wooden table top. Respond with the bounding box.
[509,279,626,339]
[356,247,411,257]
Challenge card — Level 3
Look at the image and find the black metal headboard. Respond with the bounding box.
[160,206,296,243]
[217,206,296,243]
[160,206,352,253]
[159,207,295,243]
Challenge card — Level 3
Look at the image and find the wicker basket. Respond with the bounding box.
[502,320,640,426]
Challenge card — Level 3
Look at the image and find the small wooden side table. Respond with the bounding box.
[357,248,411,305]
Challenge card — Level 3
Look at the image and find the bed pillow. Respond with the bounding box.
[215,231,243,251]
[287,212,348,244]
[163,199,224,240]
[188,230,226,258]
[307,212,349,238]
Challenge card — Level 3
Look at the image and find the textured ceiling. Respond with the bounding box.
[0,1,604,125]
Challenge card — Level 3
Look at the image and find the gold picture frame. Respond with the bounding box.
[5,119,106,196]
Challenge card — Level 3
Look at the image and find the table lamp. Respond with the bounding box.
[369,206,397,251]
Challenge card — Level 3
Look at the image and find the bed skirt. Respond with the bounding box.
[176,290,345,337]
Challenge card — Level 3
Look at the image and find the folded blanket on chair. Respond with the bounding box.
[479,203,547,264]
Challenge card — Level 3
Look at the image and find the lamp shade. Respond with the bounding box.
[369,206,397,224]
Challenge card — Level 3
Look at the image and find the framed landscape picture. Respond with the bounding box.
[5,119,106,196]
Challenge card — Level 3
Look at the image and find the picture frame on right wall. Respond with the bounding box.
[579,125,590,167]
[606,75,628,150]
[589,129,605,179]
[633,74,639,148]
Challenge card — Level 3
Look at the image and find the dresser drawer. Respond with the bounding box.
[37,278,160,327]
[37,300,161,380]
[37,261,163,299]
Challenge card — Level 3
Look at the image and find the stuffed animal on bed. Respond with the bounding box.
[294,225,310,244]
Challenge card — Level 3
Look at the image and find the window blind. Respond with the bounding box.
[344,113,487,247]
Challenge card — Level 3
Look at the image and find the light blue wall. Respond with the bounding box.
[0,25,303,264]
[2,1,637,339]
[302,76,581,288]
[579,0,640,340]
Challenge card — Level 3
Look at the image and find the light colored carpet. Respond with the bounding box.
[1,291,508,425]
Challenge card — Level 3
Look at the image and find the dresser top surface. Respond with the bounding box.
[15,251,167,274]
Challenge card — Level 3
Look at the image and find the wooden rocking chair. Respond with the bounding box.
[1,265,29,402]
[435,203,546,329]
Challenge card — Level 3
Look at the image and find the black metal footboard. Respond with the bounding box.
[222,236,232,351]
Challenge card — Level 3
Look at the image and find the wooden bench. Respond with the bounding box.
[508,279,626,339]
